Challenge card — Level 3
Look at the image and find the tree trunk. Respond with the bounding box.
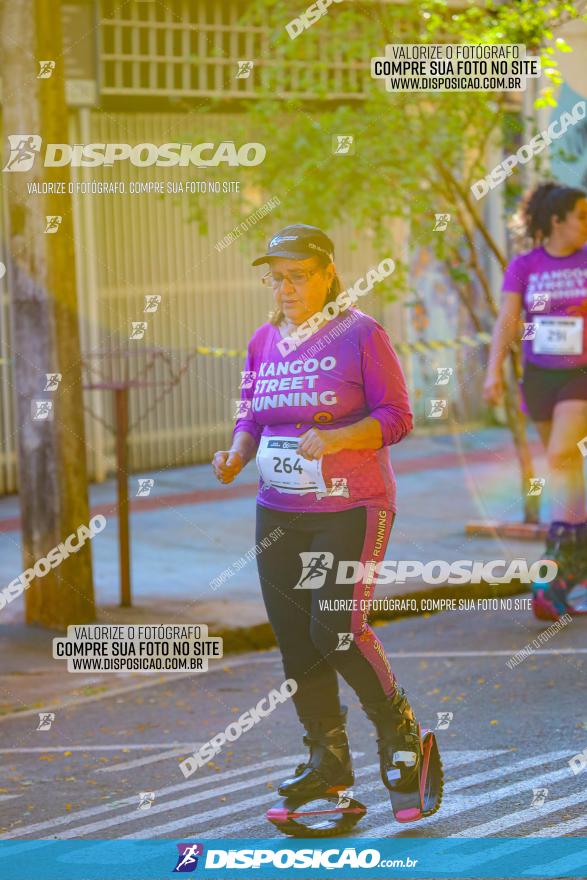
[1,0,96,627]
[502,350,540,524]
[448,199,538,525]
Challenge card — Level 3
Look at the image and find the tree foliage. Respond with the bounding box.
[238,0,585,301]
[233,0,587,521]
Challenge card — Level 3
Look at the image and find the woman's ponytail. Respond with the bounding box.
[512,182,586,248]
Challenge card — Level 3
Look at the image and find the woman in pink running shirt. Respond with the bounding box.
[212,225,424,807]
[484,183,587,620]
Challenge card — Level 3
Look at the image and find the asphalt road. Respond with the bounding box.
[1,605,586,853]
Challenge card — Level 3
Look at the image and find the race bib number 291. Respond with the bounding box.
[256,436,327,495]
[532,316,583,355]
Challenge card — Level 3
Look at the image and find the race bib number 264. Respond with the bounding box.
[256,436,327,495]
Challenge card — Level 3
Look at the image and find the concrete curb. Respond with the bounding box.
[0,580,533,716]
[212,580,532,655]
[465,521,548,541]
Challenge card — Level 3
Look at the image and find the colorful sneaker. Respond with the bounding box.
[532,521,587,620]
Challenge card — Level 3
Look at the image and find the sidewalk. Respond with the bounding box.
[0,425,554,714]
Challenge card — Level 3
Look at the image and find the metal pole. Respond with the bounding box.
[114,386,131,607]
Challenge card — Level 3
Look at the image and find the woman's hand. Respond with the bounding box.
[297,428,342,460]
[483,370,504,405]
[483,294,521,406]
[212,450,244,484]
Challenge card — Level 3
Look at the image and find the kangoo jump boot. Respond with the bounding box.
[362,687,422,793]
[278,707,354,800]
[362,686,444,823]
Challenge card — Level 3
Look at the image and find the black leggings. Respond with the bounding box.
[256,503,396,723]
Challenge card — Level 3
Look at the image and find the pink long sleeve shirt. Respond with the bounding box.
[233,309,413,513]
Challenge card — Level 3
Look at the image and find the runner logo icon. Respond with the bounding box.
[144,295,162,313]
[44,373,62,391]
[32,400,53,420]
[317,476,349,499]
[528,478,546,497]
[240,370,257,389]
[294,551,334,589]
[336,789,354,807]
[333,135,354,154]
[236,61,254,78]
[44,216,62,234]
[136,479,155,497]
[435,711,453,730]
[433,213,451,231]
[428,399,448,419]
[173,843,204,872]
[3,135,42,172]
[531,787,548,806]
[329,477,349,497]
[130,321,148,340]
[36,712,55,731]
[435,367,453,385]
[234,399,251,418]
[37,61,56,79]
[137,791,155,810]
[531,293,550,313]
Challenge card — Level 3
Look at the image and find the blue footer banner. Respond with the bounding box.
[0,838,586,879]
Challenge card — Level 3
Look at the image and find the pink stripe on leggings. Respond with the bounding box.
[350,507,396,698]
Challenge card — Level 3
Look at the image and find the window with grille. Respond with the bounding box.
[98,0,408,100]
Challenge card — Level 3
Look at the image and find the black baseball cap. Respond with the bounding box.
[251,224,335,266]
